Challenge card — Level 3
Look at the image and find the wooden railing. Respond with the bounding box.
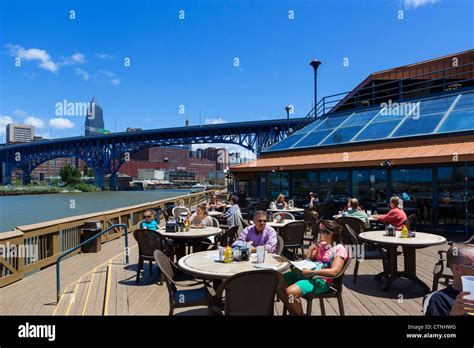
[0,190,214,287]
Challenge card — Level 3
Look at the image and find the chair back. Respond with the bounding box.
[336,217,364,244]
[406,214,416,231]
[258,200,271,211]
[133,229,165,258]
[280,221,306,247]
[328,256,352,292]
[317,203,333,219]
[344,224,362,246]
[240,217,249,229]
[172,206,190,218]
[153,250,176,293]
[219,226,239,247]
[279,212,295,220]
[211,217,220,228]
[276,235,284,255]
[215,270,282,315]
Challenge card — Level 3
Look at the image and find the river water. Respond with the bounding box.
[0,190,189,232]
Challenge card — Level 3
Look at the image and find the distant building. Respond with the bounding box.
[85,97,105,136]
[6,123,35,144]
[32,157,86,181]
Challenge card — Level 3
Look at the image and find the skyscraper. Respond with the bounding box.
[6,123,35,144]
[85,97,105,136]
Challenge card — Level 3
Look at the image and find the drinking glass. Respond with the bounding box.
[256,246,265,263]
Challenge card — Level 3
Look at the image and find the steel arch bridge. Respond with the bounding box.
[0,118,303,188]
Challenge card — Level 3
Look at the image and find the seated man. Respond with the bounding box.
[234,210,277,253]
[424,244,474,316]
[346,198,370,229]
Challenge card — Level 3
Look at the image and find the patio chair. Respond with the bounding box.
[217,226,239,247]
[211,217,220,228]
[432,235,474,291]
[209,270,282,315]
[258,199,271,211]
[303,210,320,244]
[340,221,386,283]
[153,250,211,316]
[200,217,221,251]
[280,221,306,260]
[133,229,169,284]
[172,206,189,218]
[317,203,333,219]
[304,257,352,316]
[276,235,284,256]
[277,212,295,220]
[240,217,249,229]
[406,214,416,231]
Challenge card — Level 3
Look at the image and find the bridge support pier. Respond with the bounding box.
[93,170,105,190]
[109,173,119,191]
[1,163,12,185]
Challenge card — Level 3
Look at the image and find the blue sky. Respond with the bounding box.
[0,0,473,148]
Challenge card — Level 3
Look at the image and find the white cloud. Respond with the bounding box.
[6,44,58,72]
[0,116,14,135]
[95,53,115,60]
[12,109,29,118]
[98,70,120,85]
[144,118,151,122]
[24,116,45,128]
[204,118,226,124]
[59,52,86,66]
[21,72,36,79]
[75,67,90,81]
[49,118,74,129]
[403,0,439,9]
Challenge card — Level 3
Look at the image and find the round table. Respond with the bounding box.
[334,214,378,222]
[157,226,223,259]
[267,207,305,214]
[207,211,224,217]
[178,250,290,280]
[359,230,447,293]
[250,219,294,230]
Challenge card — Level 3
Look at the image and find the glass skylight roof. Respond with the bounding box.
[264,90,474,153]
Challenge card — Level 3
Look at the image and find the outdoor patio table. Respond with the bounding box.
[358,230,447,293]
[334,214,378,222]
[156,226,223,260]
[207,210,224,217]
[250,219,293,230]
[267,207,305,213]
[178,249,290,280]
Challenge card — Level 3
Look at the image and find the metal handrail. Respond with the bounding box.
[294,61,474,131]
[55,223,129,302]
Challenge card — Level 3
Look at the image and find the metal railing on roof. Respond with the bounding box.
[295,61,474,131]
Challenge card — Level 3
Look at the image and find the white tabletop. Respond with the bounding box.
[267,207,305,213]
[359,230,447,248]
[251,219,294,228]
[178,250,290,280]
[334,215,378,222]
[207,210,224,217]
[156,226,222,239]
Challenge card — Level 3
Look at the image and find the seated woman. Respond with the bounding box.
[139,210,158,230]
[305,192,320,209]
[207,195,224,211]
[278,220,348,315]
[275,194,287,209]
[373,196,407,230]
[190,203,213,227]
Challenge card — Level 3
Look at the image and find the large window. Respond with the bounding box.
[319,170,349,204]
[352,169,388,211]
[291,171,317,200]
[438,165,474,232]
[391,168,432,224]
[267,171,289,200]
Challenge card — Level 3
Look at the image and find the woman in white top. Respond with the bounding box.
[190,203,213,227]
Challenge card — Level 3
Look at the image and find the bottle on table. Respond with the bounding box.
[224,239,233,263]
[401,224,408,238]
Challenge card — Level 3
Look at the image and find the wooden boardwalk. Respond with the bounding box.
[0,233,448,316]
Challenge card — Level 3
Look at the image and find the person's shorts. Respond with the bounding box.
[283,271,330,296]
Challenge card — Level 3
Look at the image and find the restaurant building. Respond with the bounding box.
[231,50,474,234]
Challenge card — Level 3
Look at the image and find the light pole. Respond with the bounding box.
[310,59,322,111]
[285,105,292,134]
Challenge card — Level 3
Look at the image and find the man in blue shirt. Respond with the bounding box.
[424,244,474,315]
